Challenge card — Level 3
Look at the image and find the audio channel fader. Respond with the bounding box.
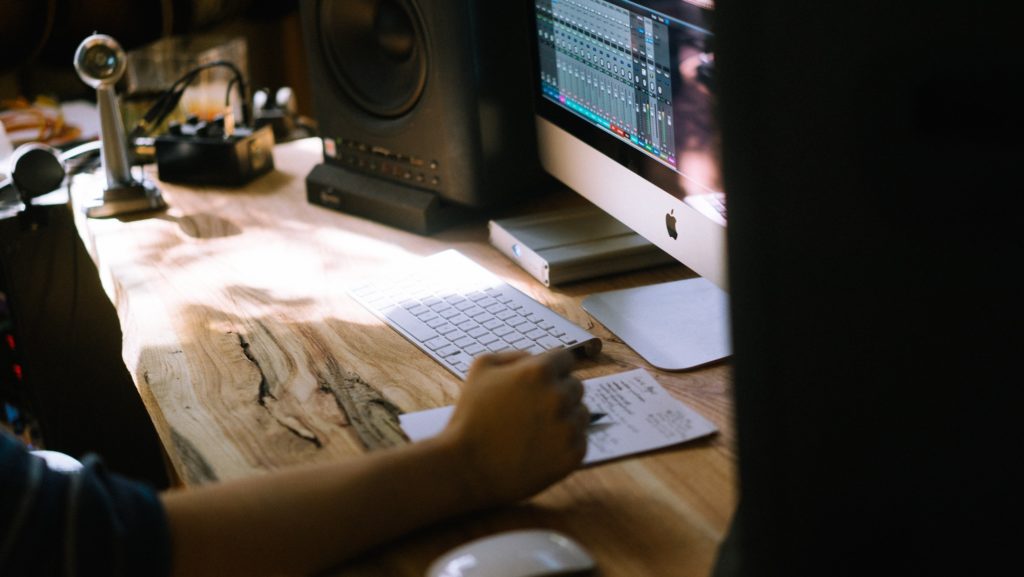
[535,0,676,166]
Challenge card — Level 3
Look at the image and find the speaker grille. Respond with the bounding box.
[317,0,428,118]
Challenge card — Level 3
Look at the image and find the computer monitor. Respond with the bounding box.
[529,0,729,370]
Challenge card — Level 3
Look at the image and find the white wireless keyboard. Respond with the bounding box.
[348,250,602,379]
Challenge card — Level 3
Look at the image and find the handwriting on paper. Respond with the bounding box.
[399,368,717,465]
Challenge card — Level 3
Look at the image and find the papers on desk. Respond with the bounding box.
[399,368,718,465]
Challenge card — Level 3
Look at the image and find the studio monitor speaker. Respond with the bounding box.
[300,0,545,234]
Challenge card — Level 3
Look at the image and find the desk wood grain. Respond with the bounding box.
[72,138,736,576]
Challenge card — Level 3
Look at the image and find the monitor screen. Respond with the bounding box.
[530,0,726,289]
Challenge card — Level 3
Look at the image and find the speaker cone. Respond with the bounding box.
[318,0,428,118]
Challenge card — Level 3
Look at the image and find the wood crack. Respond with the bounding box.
[235,331,323,448]
[315,356,407,451]
[237,332,274,405]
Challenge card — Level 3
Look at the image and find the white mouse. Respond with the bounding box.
[426,529,596,577]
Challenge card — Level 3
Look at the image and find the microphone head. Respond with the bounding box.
[74,34,126,89]
[10,143,66,201]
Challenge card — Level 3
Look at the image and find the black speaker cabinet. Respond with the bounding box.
[300,0,545,234]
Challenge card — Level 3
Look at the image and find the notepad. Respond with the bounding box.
[399,368,718,465]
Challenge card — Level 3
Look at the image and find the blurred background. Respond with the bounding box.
[1,0,310,149]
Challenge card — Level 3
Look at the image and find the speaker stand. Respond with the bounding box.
[306,163,476,235]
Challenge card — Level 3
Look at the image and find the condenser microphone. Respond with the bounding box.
[74,33,166,218]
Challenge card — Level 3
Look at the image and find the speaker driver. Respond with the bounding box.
[318,0,428,118]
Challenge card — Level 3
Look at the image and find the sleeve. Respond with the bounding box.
[0,434,172,577]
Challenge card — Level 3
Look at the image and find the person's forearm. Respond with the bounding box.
[161,434,482,577]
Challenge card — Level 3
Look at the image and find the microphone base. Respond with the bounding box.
[85,180,166,219]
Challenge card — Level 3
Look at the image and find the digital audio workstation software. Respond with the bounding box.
[535,0,718,194]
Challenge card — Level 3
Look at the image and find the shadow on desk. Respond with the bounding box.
[332,470,716,576]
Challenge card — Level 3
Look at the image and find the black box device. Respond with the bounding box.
[155,124,275,187]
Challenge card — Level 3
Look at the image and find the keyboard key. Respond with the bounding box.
[526,328,548,340]
[495,309,517,321]
[448,351,474,369]
[487,341,510,352]
[477,333,500,345]
[425,336,449,351]
[446,330,469,342]
[472,312,495,323]
[502,333,524,344]
[408,304,431,316]
[507,316,529,328]
[437,345,460,357]
[464,343,487,356]
[493,325,515,337]
[537,335,563,349]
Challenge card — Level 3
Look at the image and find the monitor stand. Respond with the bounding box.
[582,277,730,371]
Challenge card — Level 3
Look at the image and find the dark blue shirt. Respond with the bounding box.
[0,433,171,577]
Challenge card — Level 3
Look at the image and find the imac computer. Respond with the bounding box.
[529,0,729,369]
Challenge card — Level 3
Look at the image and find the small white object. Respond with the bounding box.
[426,529,595,577]
[31,450,83,473]
[0,121,13,175]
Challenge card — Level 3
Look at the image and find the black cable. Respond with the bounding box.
[128,60,251,140]
[226,77,239,108]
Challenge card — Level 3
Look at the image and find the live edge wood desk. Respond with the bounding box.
[71,138,736,576]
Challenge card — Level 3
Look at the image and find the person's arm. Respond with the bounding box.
[161,349,589,577]
[0,433,171,577]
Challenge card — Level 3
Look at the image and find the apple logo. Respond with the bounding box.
[665,209,678,239]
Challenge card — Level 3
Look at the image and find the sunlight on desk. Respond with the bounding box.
[70,138,736,577]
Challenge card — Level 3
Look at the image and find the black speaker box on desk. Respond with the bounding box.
[299,0,545,234]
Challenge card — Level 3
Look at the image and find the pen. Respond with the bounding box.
[588,412,608,425]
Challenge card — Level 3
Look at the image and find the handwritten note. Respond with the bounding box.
[399,368,717,465]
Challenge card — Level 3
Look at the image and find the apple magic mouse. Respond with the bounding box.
[426,529,596,577]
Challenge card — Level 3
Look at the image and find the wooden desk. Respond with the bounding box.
[73,138,736,576]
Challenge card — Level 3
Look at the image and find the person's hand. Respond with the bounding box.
[437,349,589,508]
